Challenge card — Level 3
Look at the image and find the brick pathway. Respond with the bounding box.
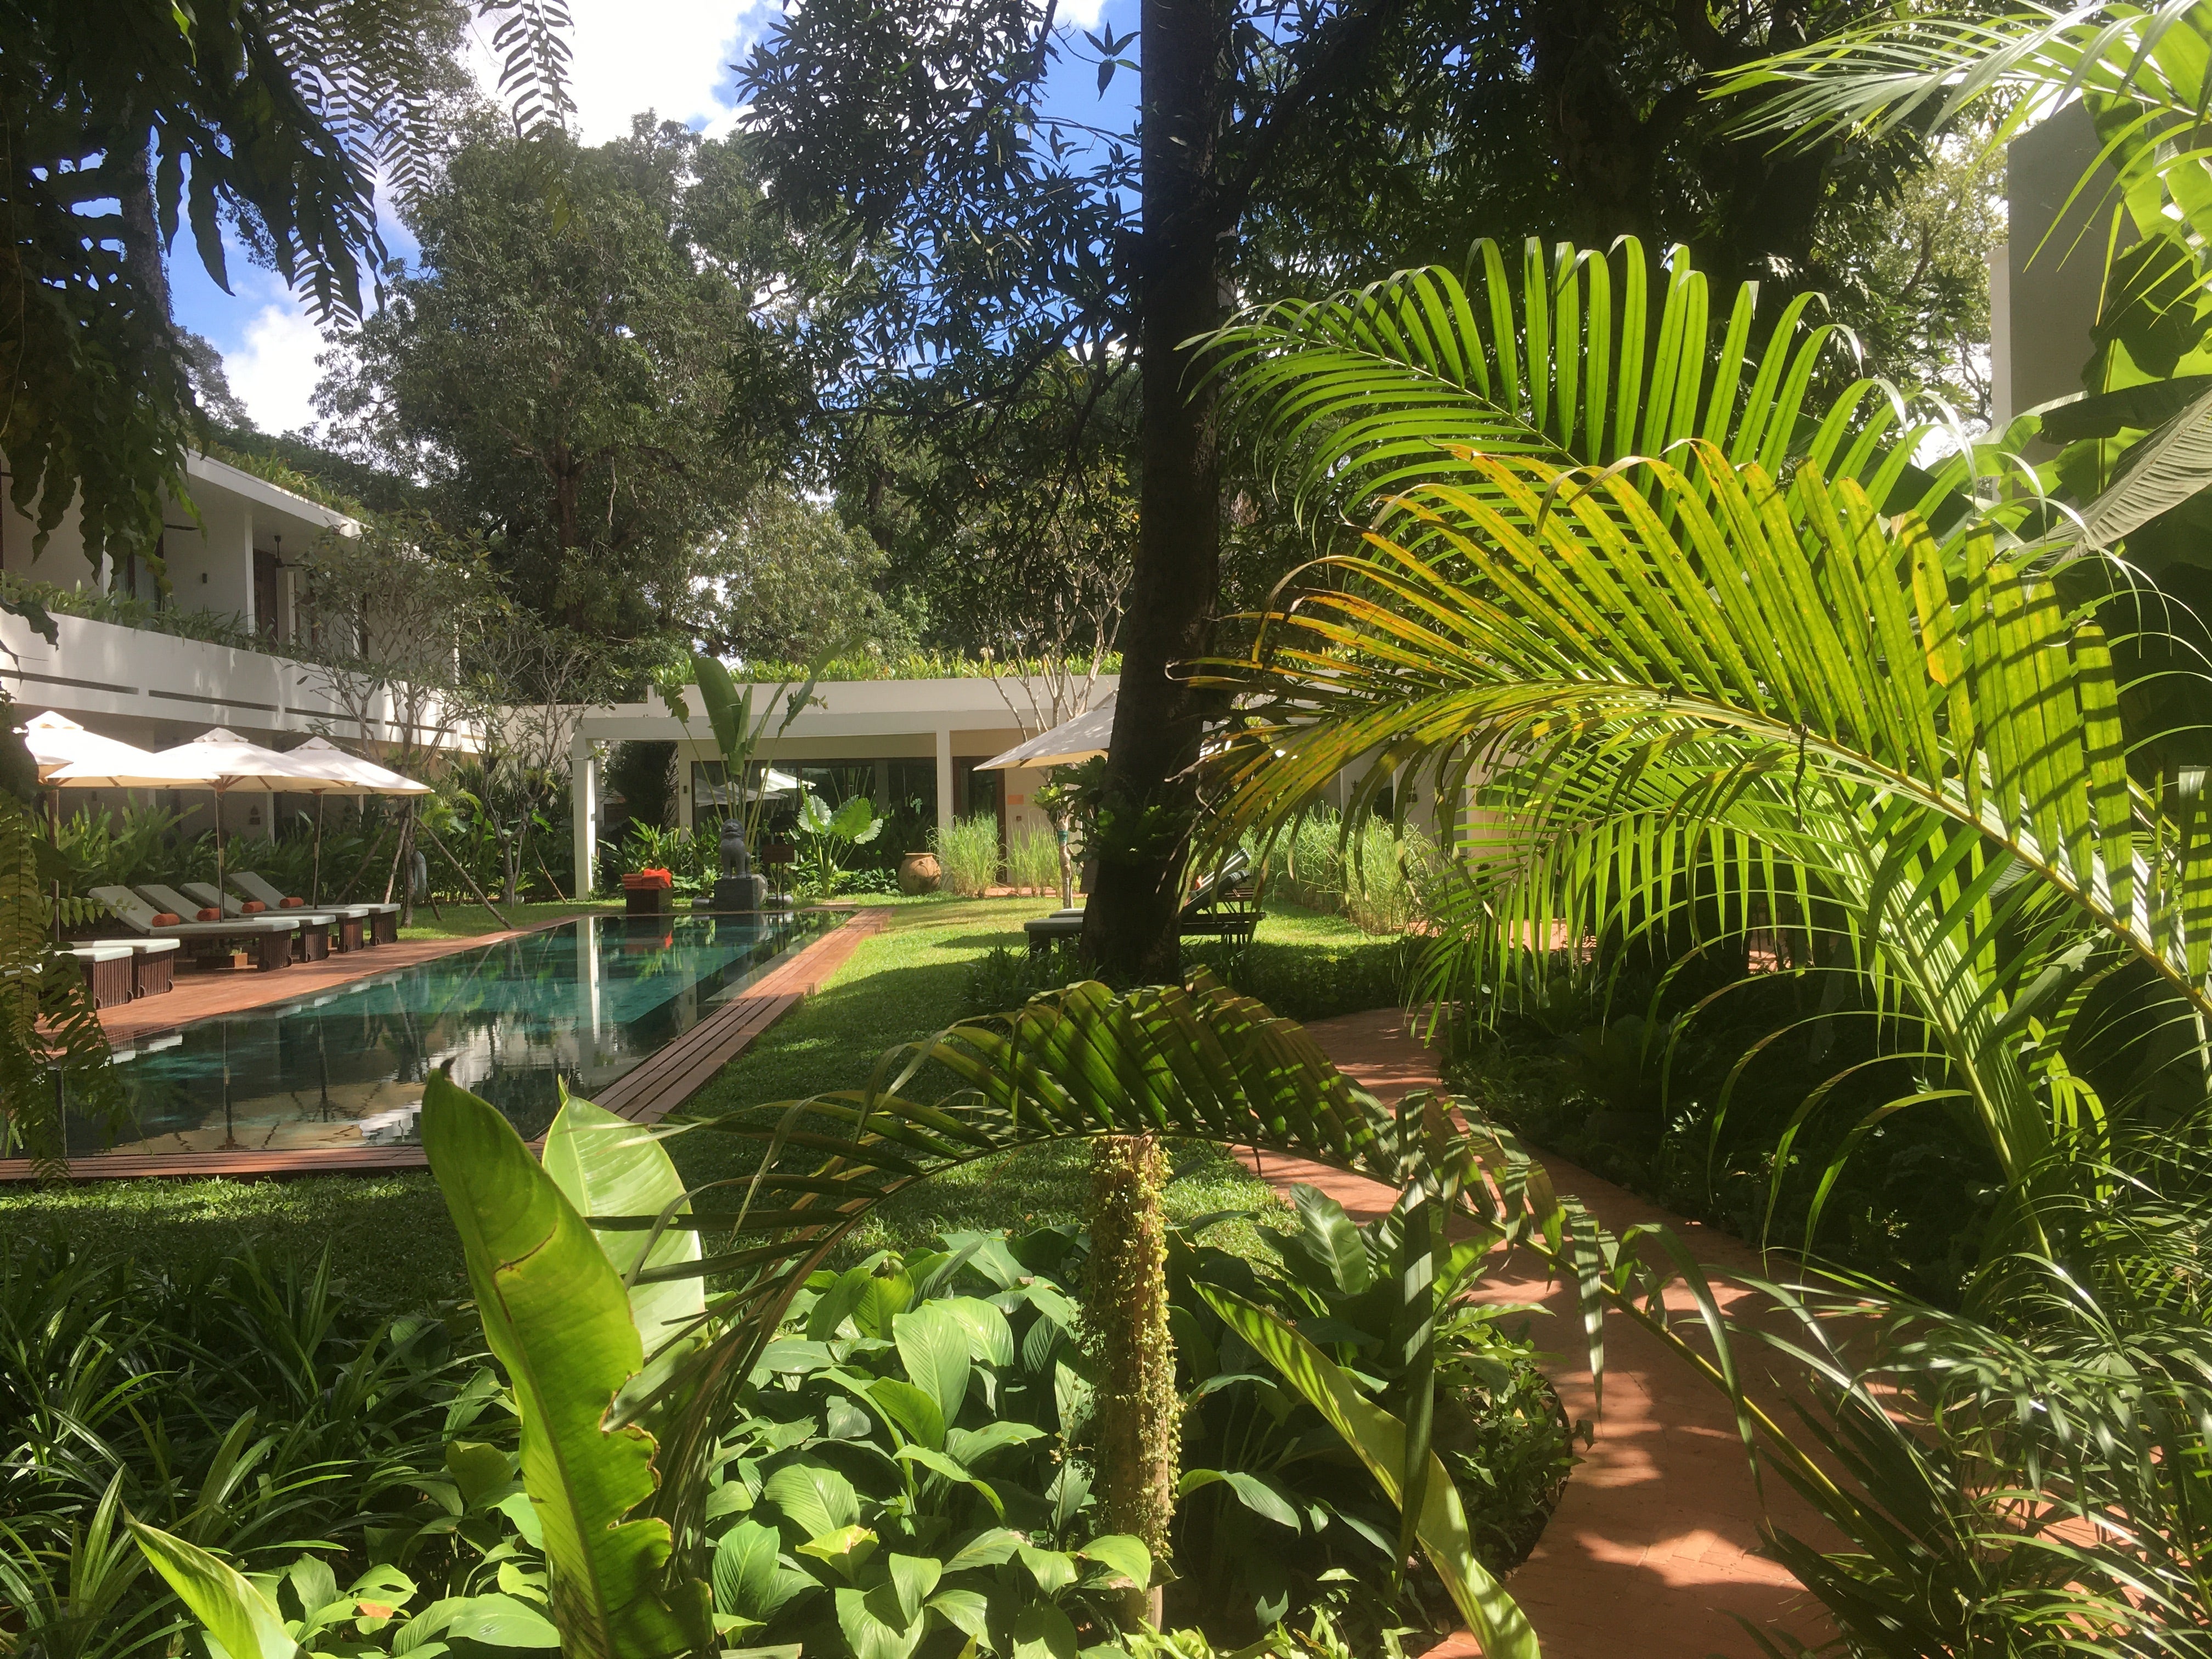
[1280,1009,1829,1659]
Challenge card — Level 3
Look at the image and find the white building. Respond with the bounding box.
[568,678,1104,896]
[2,452,477,837]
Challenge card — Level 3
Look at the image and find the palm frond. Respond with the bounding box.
[1194,450,2212,1220]
[1716,0,2212,148]
[1204,237,1955,528]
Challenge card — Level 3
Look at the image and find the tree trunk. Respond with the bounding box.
[1084,0,1232,983]
[115,133,172,325]
[1528,0,1661,247]
[1085,1135,1177,1626]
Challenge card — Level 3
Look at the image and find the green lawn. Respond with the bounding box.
[398,898,622,941]
[3,895,1389,1308]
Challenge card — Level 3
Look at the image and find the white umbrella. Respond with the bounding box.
[20,711,162,783]
[283,736,431,904]
[57,727,348,899]
[20,713,172,944]
[975,695,1116,771]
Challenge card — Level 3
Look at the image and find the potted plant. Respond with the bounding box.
[620,864,674,916]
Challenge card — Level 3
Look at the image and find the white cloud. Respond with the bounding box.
[221,280,334,436]
[471,0,766,144]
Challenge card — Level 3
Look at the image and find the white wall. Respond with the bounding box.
[2,608,481,755]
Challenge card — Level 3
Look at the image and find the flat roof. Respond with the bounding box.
[185,453,359,537]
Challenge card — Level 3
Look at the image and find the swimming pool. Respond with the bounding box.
[66,911,831,1159]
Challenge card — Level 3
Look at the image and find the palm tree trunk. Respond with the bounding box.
[1085,1134,1177,1626]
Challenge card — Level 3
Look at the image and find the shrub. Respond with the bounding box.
[961,941,1079,1015]
[932,812,1001,895]
[0,1237,508,1659]
[1190,935,1415,1023]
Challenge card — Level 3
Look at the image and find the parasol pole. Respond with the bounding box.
[313,790,326,907]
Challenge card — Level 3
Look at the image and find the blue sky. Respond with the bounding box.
[173,0,1133,435]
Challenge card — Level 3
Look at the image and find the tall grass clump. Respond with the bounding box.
[1007,825,1062,893]
[1271,809,1436,933]
[932,812,1001,895]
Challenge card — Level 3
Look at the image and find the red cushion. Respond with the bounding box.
[280,896,305,907]
[195,907,222,922]
[240,900,267,913]
[151,912,181,927]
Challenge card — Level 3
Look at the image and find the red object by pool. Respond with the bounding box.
[620,868,674,890]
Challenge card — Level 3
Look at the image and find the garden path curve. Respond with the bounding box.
[1271,1009,1832,1659]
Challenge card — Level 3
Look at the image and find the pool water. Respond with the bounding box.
[67,912,830,1159]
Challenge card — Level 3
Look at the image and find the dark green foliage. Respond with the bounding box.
[1166,1188,1573,1647]
[963,936,1410,1027]
[730,1235,1154,1655]
[316,117,903,659]
[0,1237,509,1657]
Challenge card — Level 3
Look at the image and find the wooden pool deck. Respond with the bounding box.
[14,906,888,1182]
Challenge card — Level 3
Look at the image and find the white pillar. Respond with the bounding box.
[238,506,257,630]
[935,726,955,834]
[572,731,597,899]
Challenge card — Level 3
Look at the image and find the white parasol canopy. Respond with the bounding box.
[259,736,431,905]
[54,727,353,895]
[284,736,432,797]
[975,695,1116,772]
[19,712,164,784]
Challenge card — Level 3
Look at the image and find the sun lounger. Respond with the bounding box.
[84,936,181,998]
[142,883,329,963]
[225,872,375,951]
[230,870,398,945]
[1024,849,1259,956]
[88,885,301,972]
[67,945,134,1008]
[180,882,344,960]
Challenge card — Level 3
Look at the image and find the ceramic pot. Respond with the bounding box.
[898,850,942,895]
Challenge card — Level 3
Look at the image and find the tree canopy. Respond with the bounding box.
[317,114,905,663]
[0,0,568,610]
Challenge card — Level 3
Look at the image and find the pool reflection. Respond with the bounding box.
[69,912,826,1158]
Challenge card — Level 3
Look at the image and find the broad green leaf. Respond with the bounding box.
[762,1463,859,1541]
[867,1377,946,1451]
[286,1555,340,1624]
[925,1587,991,1641]
[1283,1182,1373,1294]
[420,1074,692,1659]
[442,1594,562,1648]
[795,1525,879,1580]
[1074,1535,1151,1590]
[886,1554,941,1624]
[827,795,877,840]
[851,1269,916,1338]
[835,1582,927,1659]
[895,1446,1007,1519]
[128,1520,297,1659]
[934,1296,1016,1366]
[445,1441,514,1510]
[945,1421,1045,1468]
[1198,1284,1540,1659]
[893,1303,973,1427]
[713,1521,807,1622]
[1011,1601,1080,1659]
[1177,1469,1302,1531]
[1015,1545,1077,1595]
[541,1092,706,1373]
[941,1528,1023,1573]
